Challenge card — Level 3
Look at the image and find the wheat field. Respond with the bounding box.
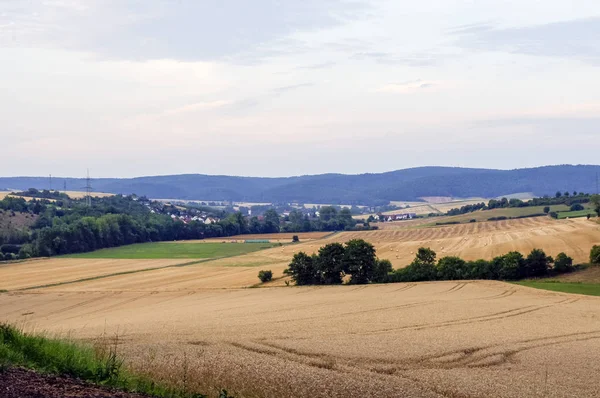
[1,217,600,397]
[1,282,599,397]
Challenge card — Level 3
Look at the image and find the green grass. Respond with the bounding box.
[423,204,569,225]
[0,324,209,397]
[514,281,600,297]
[63,242,278,259]
[557,209,597,219]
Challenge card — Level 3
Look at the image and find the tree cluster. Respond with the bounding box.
[285,239,392,285]
[285,242,586,286]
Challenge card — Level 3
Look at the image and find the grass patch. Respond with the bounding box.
[557,210,597,219]
[63,242,278,259]
[514,281,600,297]
[0,324,210,397]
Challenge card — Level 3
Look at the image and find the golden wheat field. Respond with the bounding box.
[235,217,600,270]
[1,217,600,397]
[1,282,600,397]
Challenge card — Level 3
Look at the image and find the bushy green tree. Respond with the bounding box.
[553,253,573,273]
[402,248,438,281]
[543,206,550,214]
[592,195,600,217]
[285,252,318,285]
[495,252,525,280]
[258,270,273,283]
[372,259,393,283]
[317,243,346,284]
[344,239,377,284]
[570,204,584,212]
[591,245,600,265]
[525,249,552,277]
[436,256,468,280]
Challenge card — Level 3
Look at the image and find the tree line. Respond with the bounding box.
[0,195,360,260]
[285,240,598,286]
[446,193,600,216]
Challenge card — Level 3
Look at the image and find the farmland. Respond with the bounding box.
[2,216,600,397]
[233,217,600,270]
[1,281,600,397]
[63,242,277,259]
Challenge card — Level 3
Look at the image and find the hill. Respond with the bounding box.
[1,165,599,206]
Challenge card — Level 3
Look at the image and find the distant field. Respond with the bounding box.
[203,232,332,242]
[430,204,570,224]
[63,242,277,259]
[515,281,600,297]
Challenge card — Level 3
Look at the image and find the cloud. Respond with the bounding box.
[452,17,600,65]
[272,83,315,94]
[376,79,440,93]
[162,100,233,116]
[352,50,459,67]
[0,0,370,63]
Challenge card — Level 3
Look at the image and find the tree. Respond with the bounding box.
[496,252,525,280]
[285,252,318,285]
[317,243,346,284]
[555,191,562,198]
[263,209,281,233]
[258,270,273,283]
[570,204,584,212]
[372,259,393,283]
[549,211,558,219]
[403,248,438,281]
[319,206,337,222]
[344,239,377,284]
[543,206,550,214]
[591,245,600,265]
[553,253,573,273]
[436,256,468,280]
[525,249,552,277]
[591,195,600,217]
[564,191,570,197]
[292,235,299,243]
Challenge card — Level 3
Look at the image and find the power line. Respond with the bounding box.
[85,169,93,207]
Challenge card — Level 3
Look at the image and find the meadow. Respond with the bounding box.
[63,242,277,259]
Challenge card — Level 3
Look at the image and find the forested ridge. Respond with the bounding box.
[2,165,600,205]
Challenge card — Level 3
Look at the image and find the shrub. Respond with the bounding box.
[591,245,600,265]
[554,253,574,273]
[258,270,273,283]
[436,256,468,280]
[469,219,477,223]
[398,248,438,282]
[570,204,585,212]
[525,249,552,277]
[292,235,299,243]
[372,259,393,283]
[488,216,508,221]
[549,211,558,219]
[543,206,550,214]
[0,244,20,255]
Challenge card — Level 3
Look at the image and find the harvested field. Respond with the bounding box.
[202,232,332,242]
[249,217,600,269]
[0,258,186,291]
[63,242,277,259]
[2,281,600,397]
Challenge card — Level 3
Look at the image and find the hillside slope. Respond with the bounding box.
[1,165,598,205]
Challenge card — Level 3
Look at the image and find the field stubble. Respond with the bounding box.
[1,282,600,397]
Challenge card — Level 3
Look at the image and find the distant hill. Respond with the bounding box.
[1,165,599,206]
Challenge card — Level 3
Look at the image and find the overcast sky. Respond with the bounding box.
[1,0,599,178]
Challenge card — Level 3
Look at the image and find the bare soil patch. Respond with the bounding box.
[0,367,150,398]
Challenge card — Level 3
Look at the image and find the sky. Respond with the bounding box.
[1,0,599,178]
